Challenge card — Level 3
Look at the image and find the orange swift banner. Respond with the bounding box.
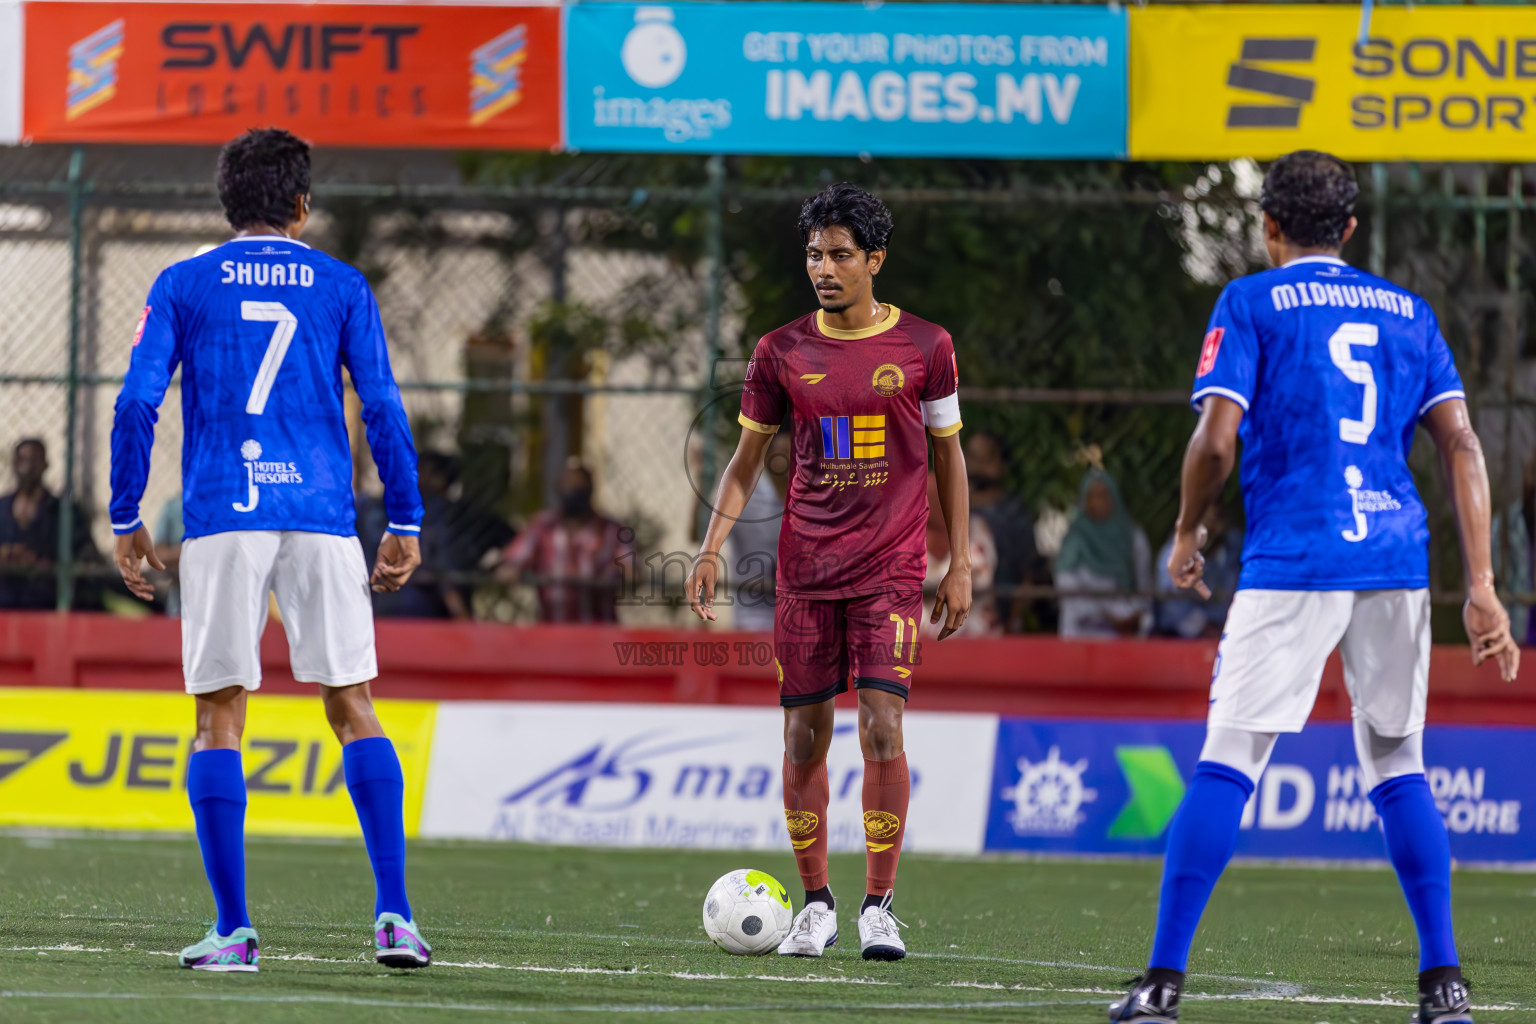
[22,2,561,148]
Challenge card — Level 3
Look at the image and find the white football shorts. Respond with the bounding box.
[180,530,377,694]
[1207,588,1430,737]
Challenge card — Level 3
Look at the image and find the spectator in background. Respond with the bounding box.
[1055,467,1152,639]
[0,438,99,609]
[924,469,999,638]
[728,429,791,631]
[359,451,513,619]
[153,491,184,616]
[1155,501,1242,638]
[966,430,1042,632]
[498,460,633,624]
[1491,450,1536,643]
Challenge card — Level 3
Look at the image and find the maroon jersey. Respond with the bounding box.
[739,305,962,599]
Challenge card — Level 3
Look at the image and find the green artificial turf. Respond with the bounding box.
[1,832,1533,1023]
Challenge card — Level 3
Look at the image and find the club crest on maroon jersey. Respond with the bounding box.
[872,363,905,397]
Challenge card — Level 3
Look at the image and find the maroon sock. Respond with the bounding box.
[782,756,830,891]
[863,753,910,897]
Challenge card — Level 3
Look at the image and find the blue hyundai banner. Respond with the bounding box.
[565,2,1127,157]
[986,719,1533,863]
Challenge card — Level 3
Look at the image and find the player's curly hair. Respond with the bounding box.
[797,183,894,253]
[1259,150,1359,249]
[217,128,311,232]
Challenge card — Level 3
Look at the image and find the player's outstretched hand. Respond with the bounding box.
[113,524,165,602]
[1464,581,1520,682]
[1166,524,1211,600]
[931,563,972,641]
[685,552,719,622]
[371,533,421,593]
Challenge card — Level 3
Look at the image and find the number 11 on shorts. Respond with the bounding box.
[889,613,918,662]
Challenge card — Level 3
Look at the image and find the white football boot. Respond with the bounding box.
[858,890,907,961]
[776,900,838,957]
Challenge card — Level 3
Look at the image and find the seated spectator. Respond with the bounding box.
[923,469,1000,639]
[1155,502,1242,638]
[1493,450,1536,643]
[728,429,790,631]
[0,438,99,609]
[966,430,1043,632]
[154,492,184,617]
[1055,468,1152,639]
[359,452,513,619]
[498,460,634,624]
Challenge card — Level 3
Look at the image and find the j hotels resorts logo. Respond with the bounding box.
[1226,37,1317,128]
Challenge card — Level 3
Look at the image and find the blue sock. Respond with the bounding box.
[1371,773,1458,971]
[1149,760,1255,971]
[186,749,250,935]
[343,737,411,920]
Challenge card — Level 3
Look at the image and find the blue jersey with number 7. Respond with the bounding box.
[1191,255,1464,592]
[110,235,423,541]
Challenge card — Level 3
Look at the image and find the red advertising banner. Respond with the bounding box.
[23,2,561,148]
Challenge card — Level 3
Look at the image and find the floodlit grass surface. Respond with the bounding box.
[1,833,1533,1023]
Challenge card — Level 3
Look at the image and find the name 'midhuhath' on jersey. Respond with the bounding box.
[738,304,962,599]
[109,236,423,541]
[1193,255,1464,592]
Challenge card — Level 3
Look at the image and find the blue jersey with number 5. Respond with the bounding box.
[110,235,422,541]
[1191,255,1463,591]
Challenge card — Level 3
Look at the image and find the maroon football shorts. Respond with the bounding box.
[773,590,924,707]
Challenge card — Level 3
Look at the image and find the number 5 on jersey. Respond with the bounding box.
[1329,322,1378,444]
[241,301,297,415]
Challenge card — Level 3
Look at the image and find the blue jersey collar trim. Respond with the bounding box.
[1282,255,1347,268]
[224,234,312,249]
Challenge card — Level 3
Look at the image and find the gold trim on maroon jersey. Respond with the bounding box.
[815,304,902,340]
[738,413,780,434]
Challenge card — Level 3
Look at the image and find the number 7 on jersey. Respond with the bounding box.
[240,301,297,415]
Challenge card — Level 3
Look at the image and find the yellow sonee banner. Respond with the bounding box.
[0,688,435,836]
[1131,5,1536,160]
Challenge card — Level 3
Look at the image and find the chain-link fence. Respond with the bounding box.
[1,145,1532,637]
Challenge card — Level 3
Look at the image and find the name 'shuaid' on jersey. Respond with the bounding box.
[109,236,423,541]
[1191,256,1464,592]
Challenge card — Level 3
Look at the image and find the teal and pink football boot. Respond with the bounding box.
[375,912,431,968]
[178,925,259,972]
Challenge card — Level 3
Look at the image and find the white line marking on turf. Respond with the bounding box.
[908,950,1303,996]
[0,946,108,953]
[432,959,895,985]
[0,992,1113,1013]
[936,982,1526,1012]
[139,948,899,985]
[24,946,1531,1012]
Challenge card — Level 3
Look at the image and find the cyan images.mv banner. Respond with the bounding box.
[565,2,1127,157]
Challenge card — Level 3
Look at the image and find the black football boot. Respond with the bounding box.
[1108,968,1183,1023]
[1411,966,1473,1024]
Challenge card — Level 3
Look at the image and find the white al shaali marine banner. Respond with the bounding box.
[422,702,998,855]
[0,2,21,146]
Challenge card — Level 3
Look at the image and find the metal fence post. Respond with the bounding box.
[696,154,726,542]
[1369,163,1387,278]
[55,147,85,612]
[1501,167,1523,585]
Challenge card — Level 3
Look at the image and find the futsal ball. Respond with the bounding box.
[701,868,794,955]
